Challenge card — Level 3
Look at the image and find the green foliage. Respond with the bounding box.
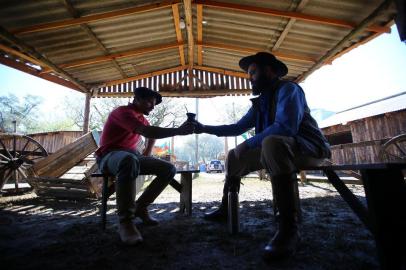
[0,93,43,133]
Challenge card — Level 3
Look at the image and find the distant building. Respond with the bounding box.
[319,92,406,164]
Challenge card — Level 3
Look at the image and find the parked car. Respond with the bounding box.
[206,160,223,173]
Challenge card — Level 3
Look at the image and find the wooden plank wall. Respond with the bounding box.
[27,131,83,154]
[350,110,406,142]
[323,110,406,164]
[98,69,251,95]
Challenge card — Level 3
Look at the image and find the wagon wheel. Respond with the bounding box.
[0,133,48,191]
[379,134,406,162]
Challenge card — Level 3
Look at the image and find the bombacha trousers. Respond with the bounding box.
[98,150,176,222]
[226,135,326,181]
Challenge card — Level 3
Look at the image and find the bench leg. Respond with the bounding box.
[228,191,240,234]
[179,172,192,216]
[101,175,109,230]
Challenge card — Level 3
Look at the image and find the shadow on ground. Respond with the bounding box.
[0,193,378,270]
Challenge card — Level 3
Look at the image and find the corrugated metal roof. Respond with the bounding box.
[319,91,406,128]
[0,0,398,97]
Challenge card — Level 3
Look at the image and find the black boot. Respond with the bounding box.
[264,173,301,260]
[204,176,240,222]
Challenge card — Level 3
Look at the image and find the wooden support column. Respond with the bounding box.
[83,92,91,134]
[183,0,194,90]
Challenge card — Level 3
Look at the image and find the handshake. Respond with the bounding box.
[177,113,205,135]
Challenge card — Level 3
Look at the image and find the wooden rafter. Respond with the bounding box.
[183,0,194,90]
[197,4,203,65]
[101,65,188,88]
[0,54,81,91]
[0,26,89,92]
[171,3,185,66]
[61,0,127,79]
[194,65,248,79]
[195,0,391,34]
[0,43,48,69]
[198,42,317,63]
[272,0,309,51]
[296,0,393,82]
[41,42,182,72]
[11,0,181,35]
[328,21,393,63]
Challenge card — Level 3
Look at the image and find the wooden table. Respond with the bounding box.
[304,163,406,270]
[169,169,200,216]
[92,169,200,229]
[228,162,405,269]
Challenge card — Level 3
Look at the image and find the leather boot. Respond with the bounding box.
[264,173,301,260]
[118,221,143,245]
[115,174,142,244]
[135,176,170,225]
[204,176,241,222]
[135,205,159,226]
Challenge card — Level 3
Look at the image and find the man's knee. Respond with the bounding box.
[118,155,140,180]
[262,135,289,152]
[261,135,293,165]
[157,162,176,181]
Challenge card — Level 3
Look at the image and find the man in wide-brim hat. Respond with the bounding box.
[96,87,196,245]
[195,52,331,260]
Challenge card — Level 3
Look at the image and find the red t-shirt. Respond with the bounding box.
[95,104,149,157]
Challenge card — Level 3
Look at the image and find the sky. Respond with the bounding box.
[1,25,405,127]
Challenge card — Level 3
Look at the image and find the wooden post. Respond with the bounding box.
[83,92,91,134]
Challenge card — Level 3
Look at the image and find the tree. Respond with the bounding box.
[61,96,186,131]
[145,97,185,128]
[0,94,43,133]
[175,134,223,164]
[223,101,254,145]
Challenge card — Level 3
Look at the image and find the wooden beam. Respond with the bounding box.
[95,88,251,98]
[171,4,185,66]
[11,0,181,35]
[328,21,393,63]
[194,65,248,78]
[183,0,194,90]
[197,4,203,65]
[195,0,391,34]
[62,0,127,79]
[198,42,316,63]
[272,0,309,51]
[295,0,393,83]
[0,43,48,69]
[100,65,187,88]
[83,93,91,134]
[0,26,89,92]
[41,42,182,72]
[0,54,81,91]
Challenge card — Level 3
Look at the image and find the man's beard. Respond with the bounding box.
[251,76,270,95]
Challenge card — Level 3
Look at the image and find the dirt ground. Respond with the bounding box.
[0,173,378,270]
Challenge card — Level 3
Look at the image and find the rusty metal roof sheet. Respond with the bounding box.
[0,0,398,97]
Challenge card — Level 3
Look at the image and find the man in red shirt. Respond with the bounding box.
[96,87,195,245]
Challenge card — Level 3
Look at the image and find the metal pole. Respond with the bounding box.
[195,98,199,169]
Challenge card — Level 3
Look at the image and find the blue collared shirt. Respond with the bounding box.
[207,81,306,149]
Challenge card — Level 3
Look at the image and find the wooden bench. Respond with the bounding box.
[91,169,199,229]
[228,163,406,270]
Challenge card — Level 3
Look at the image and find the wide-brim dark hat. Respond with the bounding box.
[133,87,162,105]
[239,52,288,77]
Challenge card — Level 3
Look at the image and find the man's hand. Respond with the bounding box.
[194,121,205,134]
[177,121,196,135]
[234,141,248,160]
